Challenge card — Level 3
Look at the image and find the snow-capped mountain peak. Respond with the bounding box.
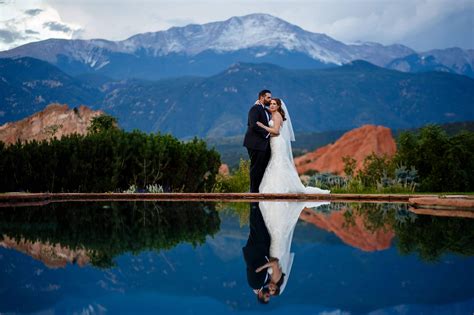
[2,13,470,78]
[120,13,350,64]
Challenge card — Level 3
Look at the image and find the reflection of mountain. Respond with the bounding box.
[299,208,395,251]
[0,235,90,268]
[205,213,246,262]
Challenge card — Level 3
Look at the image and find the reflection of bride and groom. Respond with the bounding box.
[242,90,330,303]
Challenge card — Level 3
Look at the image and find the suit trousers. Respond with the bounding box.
[247,147,271,193]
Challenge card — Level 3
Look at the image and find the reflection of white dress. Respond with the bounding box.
[259,201,329,294]
[259,119,331,293]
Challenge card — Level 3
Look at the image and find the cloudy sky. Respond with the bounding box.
[0,0,473,52]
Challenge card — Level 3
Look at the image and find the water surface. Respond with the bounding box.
[0,201,473,314]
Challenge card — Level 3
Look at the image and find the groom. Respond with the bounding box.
[243,89,272,193]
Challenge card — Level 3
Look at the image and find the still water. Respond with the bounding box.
[0,201,473,314]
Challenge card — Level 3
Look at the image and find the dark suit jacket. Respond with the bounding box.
[243,104,270,152]
[242,203,271,290]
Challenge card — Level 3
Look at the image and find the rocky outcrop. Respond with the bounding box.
[0,235,90,268]
[0,103,104,145]
[294,125,397,175]
[219,164,230,176]
[299,208,395,251]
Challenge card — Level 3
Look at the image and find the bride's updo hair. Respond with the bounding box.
[272,98,286,121]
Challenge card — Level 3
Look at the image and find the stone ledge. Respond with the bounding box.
[409,196,474,210]
[0,192,442,207]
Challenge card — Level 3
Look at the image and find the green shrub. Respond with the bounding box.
[395,125,474,192]
[213,159,250,193]
[0,124,220,193]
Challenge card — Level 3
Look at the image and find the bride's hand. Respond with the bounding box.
[256,121,265,128]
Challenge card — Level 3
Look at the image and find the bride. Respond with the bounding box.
[256,98,330,195]
[255,98,331,295]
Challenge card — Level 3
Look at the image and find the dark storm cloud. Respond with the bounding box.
[0,29,26,43]
[25,29,40,35]
[25,9,44,16]
[43,21,73,33]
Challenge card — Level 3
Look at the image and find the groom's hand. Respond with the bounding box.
[256,259,279,272]
[256,261,272,273]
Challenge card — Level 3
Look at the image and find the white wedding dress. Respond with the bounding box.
[259,119,330,195]
[258,117,330,294]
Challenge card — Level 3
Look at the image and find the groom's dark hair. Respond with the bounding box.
[258,89,271,98]
[257,287,270,304]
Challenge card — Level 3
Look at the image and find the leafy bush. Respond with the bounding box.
[213,159,250,193]
[307,172,348,190]
[308,153,417,194]
[305,124,474,193]
[0,124,220,193]
[395,125,474,192]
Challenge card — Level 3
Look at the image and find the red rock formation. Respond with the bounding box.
[294,125,397,175]
[0,235,90,268]
[299,208,395,251]
[0,103,104,145]
[219,164,230,176]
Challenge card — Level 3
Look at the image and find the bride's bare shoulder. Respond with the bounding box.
[273,112,283,122]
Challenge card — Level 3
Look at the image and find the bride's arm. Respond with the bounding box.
[257,115,281,135]
[255,258,279,273]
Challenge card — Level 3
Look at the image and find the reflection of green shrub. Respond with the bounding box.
[395,215,474,261]
[216,202,250,227]
[0,201,220,268]
[340,202,474,262]
[213,159,250,193]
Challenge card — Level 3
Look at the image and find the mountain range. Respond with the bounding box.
[0,57,102,122]
[0,14,472,79]
[0,56,473,139]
